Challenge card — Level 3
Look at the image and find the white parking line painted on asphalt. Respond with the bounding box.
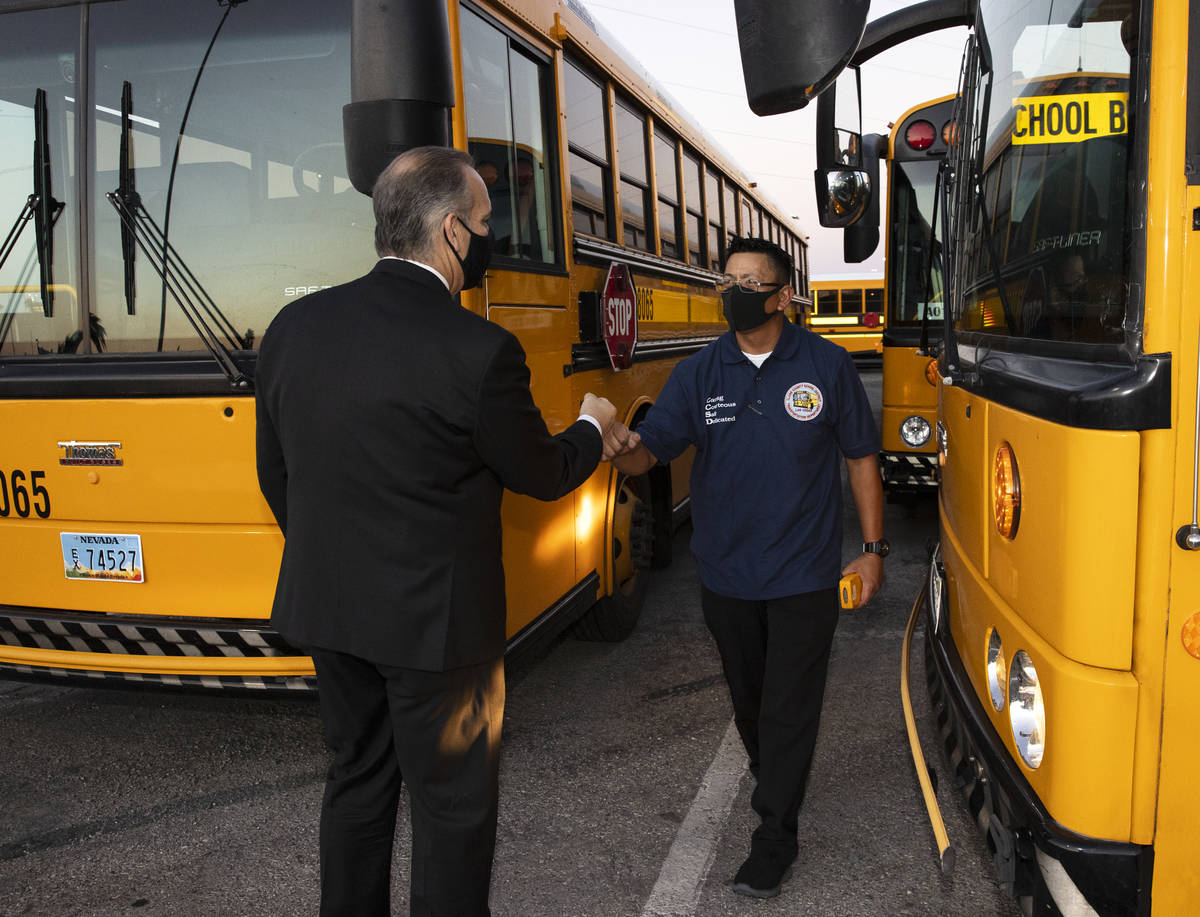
[640,719,746,917]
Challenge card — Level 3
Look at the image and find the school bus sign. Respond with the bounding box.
[1012,91,1127,145]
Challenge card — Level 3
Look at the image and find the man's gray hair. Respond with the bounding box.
[373,146,475,259]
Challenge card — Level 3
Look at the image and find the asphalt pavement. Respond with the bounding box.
[0,368,1020,917]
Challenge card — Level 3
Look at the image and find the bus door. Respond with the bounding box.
[457,5,580,635]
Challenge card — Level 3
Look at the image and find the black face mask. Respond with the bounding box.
[721,287,780,333]
[445,216,494,290]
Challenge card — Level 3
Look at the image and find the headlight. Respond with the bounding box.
[1009,650,1045,768]
[928,543,946,632]
[900,415,932,448]
[986,629,1005,712]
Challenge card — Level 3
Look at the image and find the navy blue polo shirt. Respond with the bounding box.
[635,320,880,600]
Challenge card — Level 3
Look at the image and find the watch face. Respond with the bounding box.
[866,540,890,557]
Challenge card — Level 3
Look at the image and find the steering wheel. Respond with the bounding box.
[291,143,346,196]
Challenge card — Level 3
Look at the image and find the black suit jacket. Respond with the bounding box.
[255,259,601,671]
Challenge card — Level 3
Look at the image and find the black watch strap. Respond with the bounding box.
[863,539,890,558]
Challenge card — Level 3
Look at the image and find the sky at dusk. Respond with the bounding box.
[579,0,967,278]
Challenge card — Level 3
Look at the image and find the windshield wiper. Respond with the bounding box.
[107,81,250,389]
[0,88,65,319]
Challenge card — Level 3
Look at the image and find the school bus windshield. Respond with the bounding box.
[0,1,375,357]
[955,0,1138,347]
[888,158,943,326]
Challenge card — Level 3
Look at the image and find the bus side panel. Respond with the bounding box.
[486,302,582,637]
[938,385,988,573]
[880,345,937,454]
[987,403,1139,670]
[1152,174,1200,905]
[941,520,1139,841]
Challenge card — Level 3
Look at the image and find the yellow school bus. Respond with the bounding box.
[807,274,885,356]
[0,0,808,691]
[878,95,955,497]
[736,0,1200,912]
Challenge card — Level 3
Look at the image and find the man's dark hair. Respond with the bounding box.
[373,146,475,259]
[724,236,794,287]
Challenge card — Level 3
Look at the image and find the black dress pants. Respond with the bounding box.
[701,585,840,856]
[309,649,505,917]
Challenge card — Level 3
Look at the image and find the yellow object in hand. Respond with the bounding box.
[839,573,863,610]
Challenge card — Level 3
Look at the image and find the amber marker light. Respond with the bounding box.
[925,358,940,387]
[993,441,1021,539]
[1182,611,1200,661]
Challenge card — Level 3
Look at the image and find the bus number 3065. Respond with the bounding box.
[0,470,52,518]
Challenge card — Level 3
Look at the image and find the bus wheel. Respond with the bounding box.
[573,472,654,641]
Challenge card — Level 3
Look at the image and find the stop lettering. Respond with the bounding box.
[600,262,639,370]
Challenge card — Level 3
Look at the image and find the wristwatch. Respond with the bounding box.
[863,539,890,558]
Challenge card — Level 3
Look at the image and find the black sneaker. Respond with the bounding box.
[730,846,795,899]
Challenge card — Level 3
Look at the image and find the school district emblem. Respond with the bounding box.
[785,382,823,421]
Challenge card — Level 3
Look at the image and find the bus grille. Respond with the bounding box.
[0,662,315,693]
[881,452,938,489]
[0,607,299,659]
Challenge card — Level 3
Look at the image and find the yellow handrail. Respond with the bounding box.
[900,585,955,873]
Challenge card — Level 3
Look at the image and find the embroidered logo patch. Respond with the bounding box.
[784,382,823,421]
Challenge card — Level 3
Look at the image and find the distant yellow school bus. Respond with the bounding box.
[878,95,955,497]
[743,0,1200,912]
[0,0,808,691]
[807,275,884,356]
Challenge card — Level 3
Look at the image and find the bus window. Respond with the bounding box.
[815,289,838,315]
[682,150,703,266]
[888,156,943,323]
[0,6,80,356]
[955,5,1134,345]
[654,130,680,260]
[724,183,736,240]
[841,287,862,314]
[704,169,722,270]
[85,0,374,355]
[741,197,752,239]
[615,100,652,252]
[564,60,611,240]
[865,284,883,313]
[461,8,558,265]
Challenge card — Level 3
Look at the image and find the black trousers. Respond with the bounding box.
[701,585,840,856]
[309,649,505,917]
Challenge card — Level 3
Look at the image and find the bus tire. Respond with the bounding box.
[573,470,654,642]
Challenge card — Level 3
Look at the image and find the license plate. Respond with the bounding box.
[61,532,145,583]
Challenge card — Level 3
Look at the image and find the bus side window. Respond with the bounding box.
[460,8,559,266]
[564,60,612,241]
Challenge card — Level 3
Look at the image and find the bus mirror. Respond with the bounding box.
[843,133,886,261]
[343,0,456,195]
[343,101,452,195]
[815,66,864,170]
[815,168,871,228]
[733,0,870,115]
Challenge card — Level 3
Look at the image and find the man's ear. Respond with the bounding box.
[442,211,461,247]
[775,286,793,311]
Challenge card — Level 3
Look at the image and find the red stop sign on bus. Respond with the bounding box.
[601,261,638,371]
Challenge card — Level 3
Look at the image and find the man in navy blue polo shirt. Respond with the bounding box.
[607,236,885,899]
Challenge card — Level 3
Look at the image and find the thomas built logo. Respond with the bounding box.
[58,441,123,466]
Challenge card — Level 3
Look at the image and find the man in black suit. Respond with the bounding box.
[255,145,615,916]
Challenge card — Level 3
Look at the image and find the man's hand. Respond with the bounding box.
[841,552,884,606]
[601,422,641,461]
[581,392,617,434]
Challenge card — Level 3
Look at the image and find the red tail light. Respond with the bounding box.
[863,311,881,328]
[905,120,935,151]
